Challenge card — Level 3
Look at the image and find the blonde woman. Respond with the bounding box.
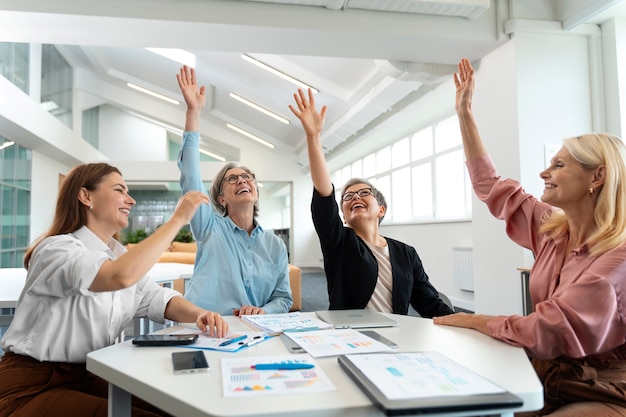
[434,58,626,416]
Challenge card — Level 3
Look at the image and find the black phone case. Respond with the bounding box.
[132,334,199,346]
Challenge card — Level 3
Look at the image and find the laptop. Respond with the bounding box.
[315,309,398,329]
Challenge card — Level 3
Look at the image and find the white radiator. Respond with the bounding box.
[453,247,474,292]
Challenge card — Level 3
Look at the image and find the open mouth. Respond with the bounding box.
[236,188,251,195]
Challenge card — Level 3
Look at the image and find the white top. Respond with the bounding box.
[365,242,393,313]
[0,226,180,363]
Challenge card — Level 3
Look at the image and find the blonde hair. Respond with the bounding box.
[539,133,626,255]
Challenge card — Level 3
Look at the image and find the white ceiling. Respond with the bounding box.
[0,0,625,171]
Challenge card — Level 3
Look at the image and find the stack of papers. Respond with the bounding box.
[284,328,394,357]
[240,312,333,335]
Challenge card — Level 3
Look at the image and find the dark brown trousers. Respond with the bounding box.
[0,353,171,417]
[516,357,626,417]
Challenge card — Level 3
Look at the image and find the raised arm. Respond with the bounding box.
[289,88,332,196]
[177,65,206,132]
[90,191,209,292]
[455,58,487,160]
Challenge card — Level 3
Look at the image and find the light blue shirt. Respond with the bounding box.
[178,131,292,315]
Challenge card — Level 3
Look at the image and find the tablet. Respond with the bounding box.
[338,352,523,416]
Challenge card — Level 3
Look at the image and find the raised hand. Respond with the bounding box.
[454,58,475,114]
[171,191,209,226]
[177,65,206,112]
[289,88,327,138]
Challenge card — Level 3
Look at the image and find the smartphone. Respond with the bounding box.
[279,334,306,354]
[359,330,398,349]
[132,334,199,347]
[171,351,210,374]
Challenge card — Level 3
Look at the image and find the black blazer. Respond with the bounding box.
[311,187,454,317]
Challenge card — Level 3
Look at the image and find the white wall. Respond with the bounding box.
[98,105,168,161]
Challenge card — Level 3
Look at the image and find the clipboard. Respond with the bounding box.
[338,352,523,416]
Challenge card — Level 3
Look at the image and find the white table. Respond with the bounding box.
[87,313,543,417]
[0,268,27,328]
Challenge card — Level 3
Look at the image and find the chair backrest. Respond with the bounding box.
[438,291,454,312]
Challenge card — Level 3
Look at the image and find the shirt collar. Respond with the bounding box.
[72,225,125,257]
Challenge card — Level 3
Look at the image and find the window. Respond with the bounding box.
[0,43,29,93]
[332,115,470,223]
[0,138,31,267]
[41,45,73,128]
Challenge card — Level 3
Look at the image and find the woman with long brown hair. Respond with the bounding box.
[0,162,228,416]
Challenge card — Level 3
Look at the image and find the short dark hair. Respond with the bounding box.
[341,177,387,224]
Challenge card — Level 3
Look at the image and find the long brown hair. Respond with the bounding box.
[23,163,122,269]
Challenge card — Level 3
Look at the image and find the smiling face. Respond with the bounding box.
[83,172,135,235]
[540,146,597,210]
[217,168,258,210]
[340,182,386,228]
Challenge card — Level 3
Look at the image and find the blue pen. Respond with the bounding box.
[251,363,314,370]
[219,335,247,346]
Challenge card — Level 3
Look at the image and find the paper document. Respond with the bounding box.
[285,328,394,357]
[241,312,333,335]
[170,328,269,352]
[221,354,336,397]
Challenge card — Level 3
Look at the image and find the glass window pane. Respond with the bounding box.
[376,146,391,173]
[434,115,461,153]
[41,44,73,129]
[435,150,465,218]
[341,166,351,185]
[391,137,409,168]
[412,163,433,217]
[351,159,362,179]
[391,167,411,222]
[362,153,376,178]
[411,127,433,161]
[376,175,390,223]
[331,170,340,186]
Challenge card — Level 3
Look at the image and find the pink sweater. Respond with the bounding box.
[469,155,626,360]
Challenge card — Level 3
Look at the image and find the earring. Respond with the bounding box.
[589,187,594,195]
[89,205,93,211]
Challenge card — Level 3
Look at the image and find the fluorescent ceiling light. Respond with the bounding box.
[127,111,183,134]
[0,141,14,150]
[127,83,180,105]
[242,54,319,94]
[229,92,289,124]
[199,147,226,162]
[227,123,275,149]
[146,48,196,67]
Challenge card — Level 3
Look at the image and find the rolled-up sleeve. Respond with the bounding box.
[134,276,182,323]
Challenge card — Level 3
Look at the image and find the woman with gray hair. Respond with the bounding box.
[290,89,453,317]
[176,65,292,316]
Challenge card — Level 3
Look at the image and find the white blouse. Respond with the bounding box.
[0,226,179,363]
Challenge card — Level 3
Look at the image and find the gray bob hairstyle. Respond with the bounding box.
[210,162,259,217]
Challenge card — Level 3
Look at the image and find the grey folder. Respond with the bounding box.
[315,309,399,328]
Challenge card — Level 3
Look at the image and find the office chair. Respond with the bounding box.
[438,291,454,312]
